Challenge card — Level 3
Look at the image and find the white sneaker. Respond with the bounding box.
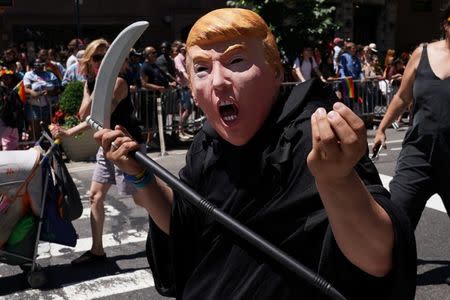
[179,132,192,140]
[194,116,206,124]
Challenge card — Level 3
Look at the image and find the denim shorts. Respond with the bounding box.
[179,88,192,110]
[91,144,146,196]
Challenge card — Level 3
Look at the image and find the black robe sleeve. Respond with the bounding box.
[317,183,417,300]
[145,133,206,298]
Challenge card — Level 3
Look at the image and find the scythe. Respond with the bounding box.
[86,21,347,300]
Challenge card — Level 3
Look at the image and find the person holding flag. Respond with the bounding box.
[13,79,27,103]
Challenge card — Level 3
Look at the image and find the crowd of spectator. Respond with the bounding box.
[0,37,199,151]
[290,38,411,83]
[288,37,418,128]
[0,34,426,151]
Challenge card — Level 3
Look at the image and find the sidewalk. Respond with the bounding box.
[65,149,189,173]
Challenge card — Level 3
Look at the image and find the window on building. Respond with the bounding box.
[411,0,432,12]
[0,0,12,7]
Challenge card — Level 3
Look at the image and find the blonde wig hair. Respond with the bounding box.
[186,8,283,77]
[79,38,109,77]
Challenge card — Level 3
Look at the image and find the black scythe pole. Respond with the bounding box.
[130,150,347,300]
[89,20,347,300]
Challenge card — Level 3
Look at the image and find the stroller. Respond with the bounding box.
[0,130,82,288]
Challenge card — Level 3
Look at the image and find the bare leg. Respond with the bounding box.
[89,181,111,256]
[179,106,192,137]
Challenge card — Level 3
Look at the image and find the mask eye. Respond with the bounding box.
[194,64,209,77]
[230,57,243,65]
[196,66,208,72]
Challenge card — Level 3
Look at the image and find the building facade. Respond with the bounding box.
[334,0,446,52]
[0,0,227,50]
[0,0,446,56]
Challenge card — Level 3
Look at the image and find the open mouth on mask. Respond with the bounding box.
[218,100,239,125]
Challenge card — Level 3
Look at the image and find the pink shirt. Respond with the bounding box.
[174,53,189,87]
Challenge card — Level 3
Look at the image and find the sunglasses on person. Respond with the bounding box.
[92,54,105,62]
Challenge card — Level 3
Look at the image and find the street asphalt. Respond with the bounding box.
[0,127,448,300]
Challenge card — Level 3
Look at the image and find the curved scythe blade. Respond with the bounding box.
[87,21,148,130]
[83,20,348,300]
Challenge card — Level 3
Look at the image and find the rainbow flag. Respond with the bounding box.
[13,80,27,103]
[341,77,355,99]
[46,63,63,81]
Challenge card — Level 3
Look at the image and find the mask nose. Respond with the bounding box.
[211,63,231,91]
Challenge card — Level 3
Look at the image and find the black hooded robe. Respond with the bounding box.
[146,79,417,300]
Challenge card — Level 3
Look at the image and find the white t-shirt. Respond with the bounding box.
[333,45,342,73]
[66,55,78,69]
[293,57,318,81]
[23,70,59,107]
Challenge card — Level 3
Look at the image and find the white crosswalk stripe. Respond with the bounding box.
[36,229,148,260]
[0,228,148,265]
[1,143,446,299]
[3,269,155,300]
[79,205,120,219]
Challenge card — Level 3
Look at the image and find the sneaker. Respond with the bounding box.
[391,121,399,130]
[178,134,191,141]
[182,132,194,138]
[71,250,107,265]
[194,116,206,124]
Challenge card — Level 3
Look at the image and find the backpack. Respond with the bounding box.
[292,57,315,81]
[0,86,24,128]
[51,143,83,221]
[299,56,314,68]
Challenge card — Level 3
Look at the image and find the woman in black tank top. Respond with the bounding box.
[51,39,146,265]
[372,5,450,284]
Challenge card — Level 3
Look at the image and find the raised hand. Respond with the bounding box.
[307,102,367,184]
[372,130,387,155]
[93,125,143,176]
[49,123,67,139]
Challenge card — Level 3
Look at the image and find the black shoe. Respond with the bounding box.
[71,250,107,265]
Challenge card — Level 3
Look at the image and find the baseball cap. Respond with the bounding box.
[333,37,343,44]
[368,43,378,52]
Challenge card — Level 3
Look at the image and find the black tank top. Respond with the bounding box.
[87,76,143,143]
[412,45,450,135]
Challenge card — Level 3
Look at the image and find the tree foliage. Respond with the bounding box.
[226,0,336,61]
[59,81,84,116]
[58,81,84,128]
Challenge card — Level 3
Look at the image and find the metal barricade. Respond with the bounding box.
[282,79,396,121]
[18,80,396,149]
[326,78,395,118]
[131,87,205,144]
[18,103,54,149]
